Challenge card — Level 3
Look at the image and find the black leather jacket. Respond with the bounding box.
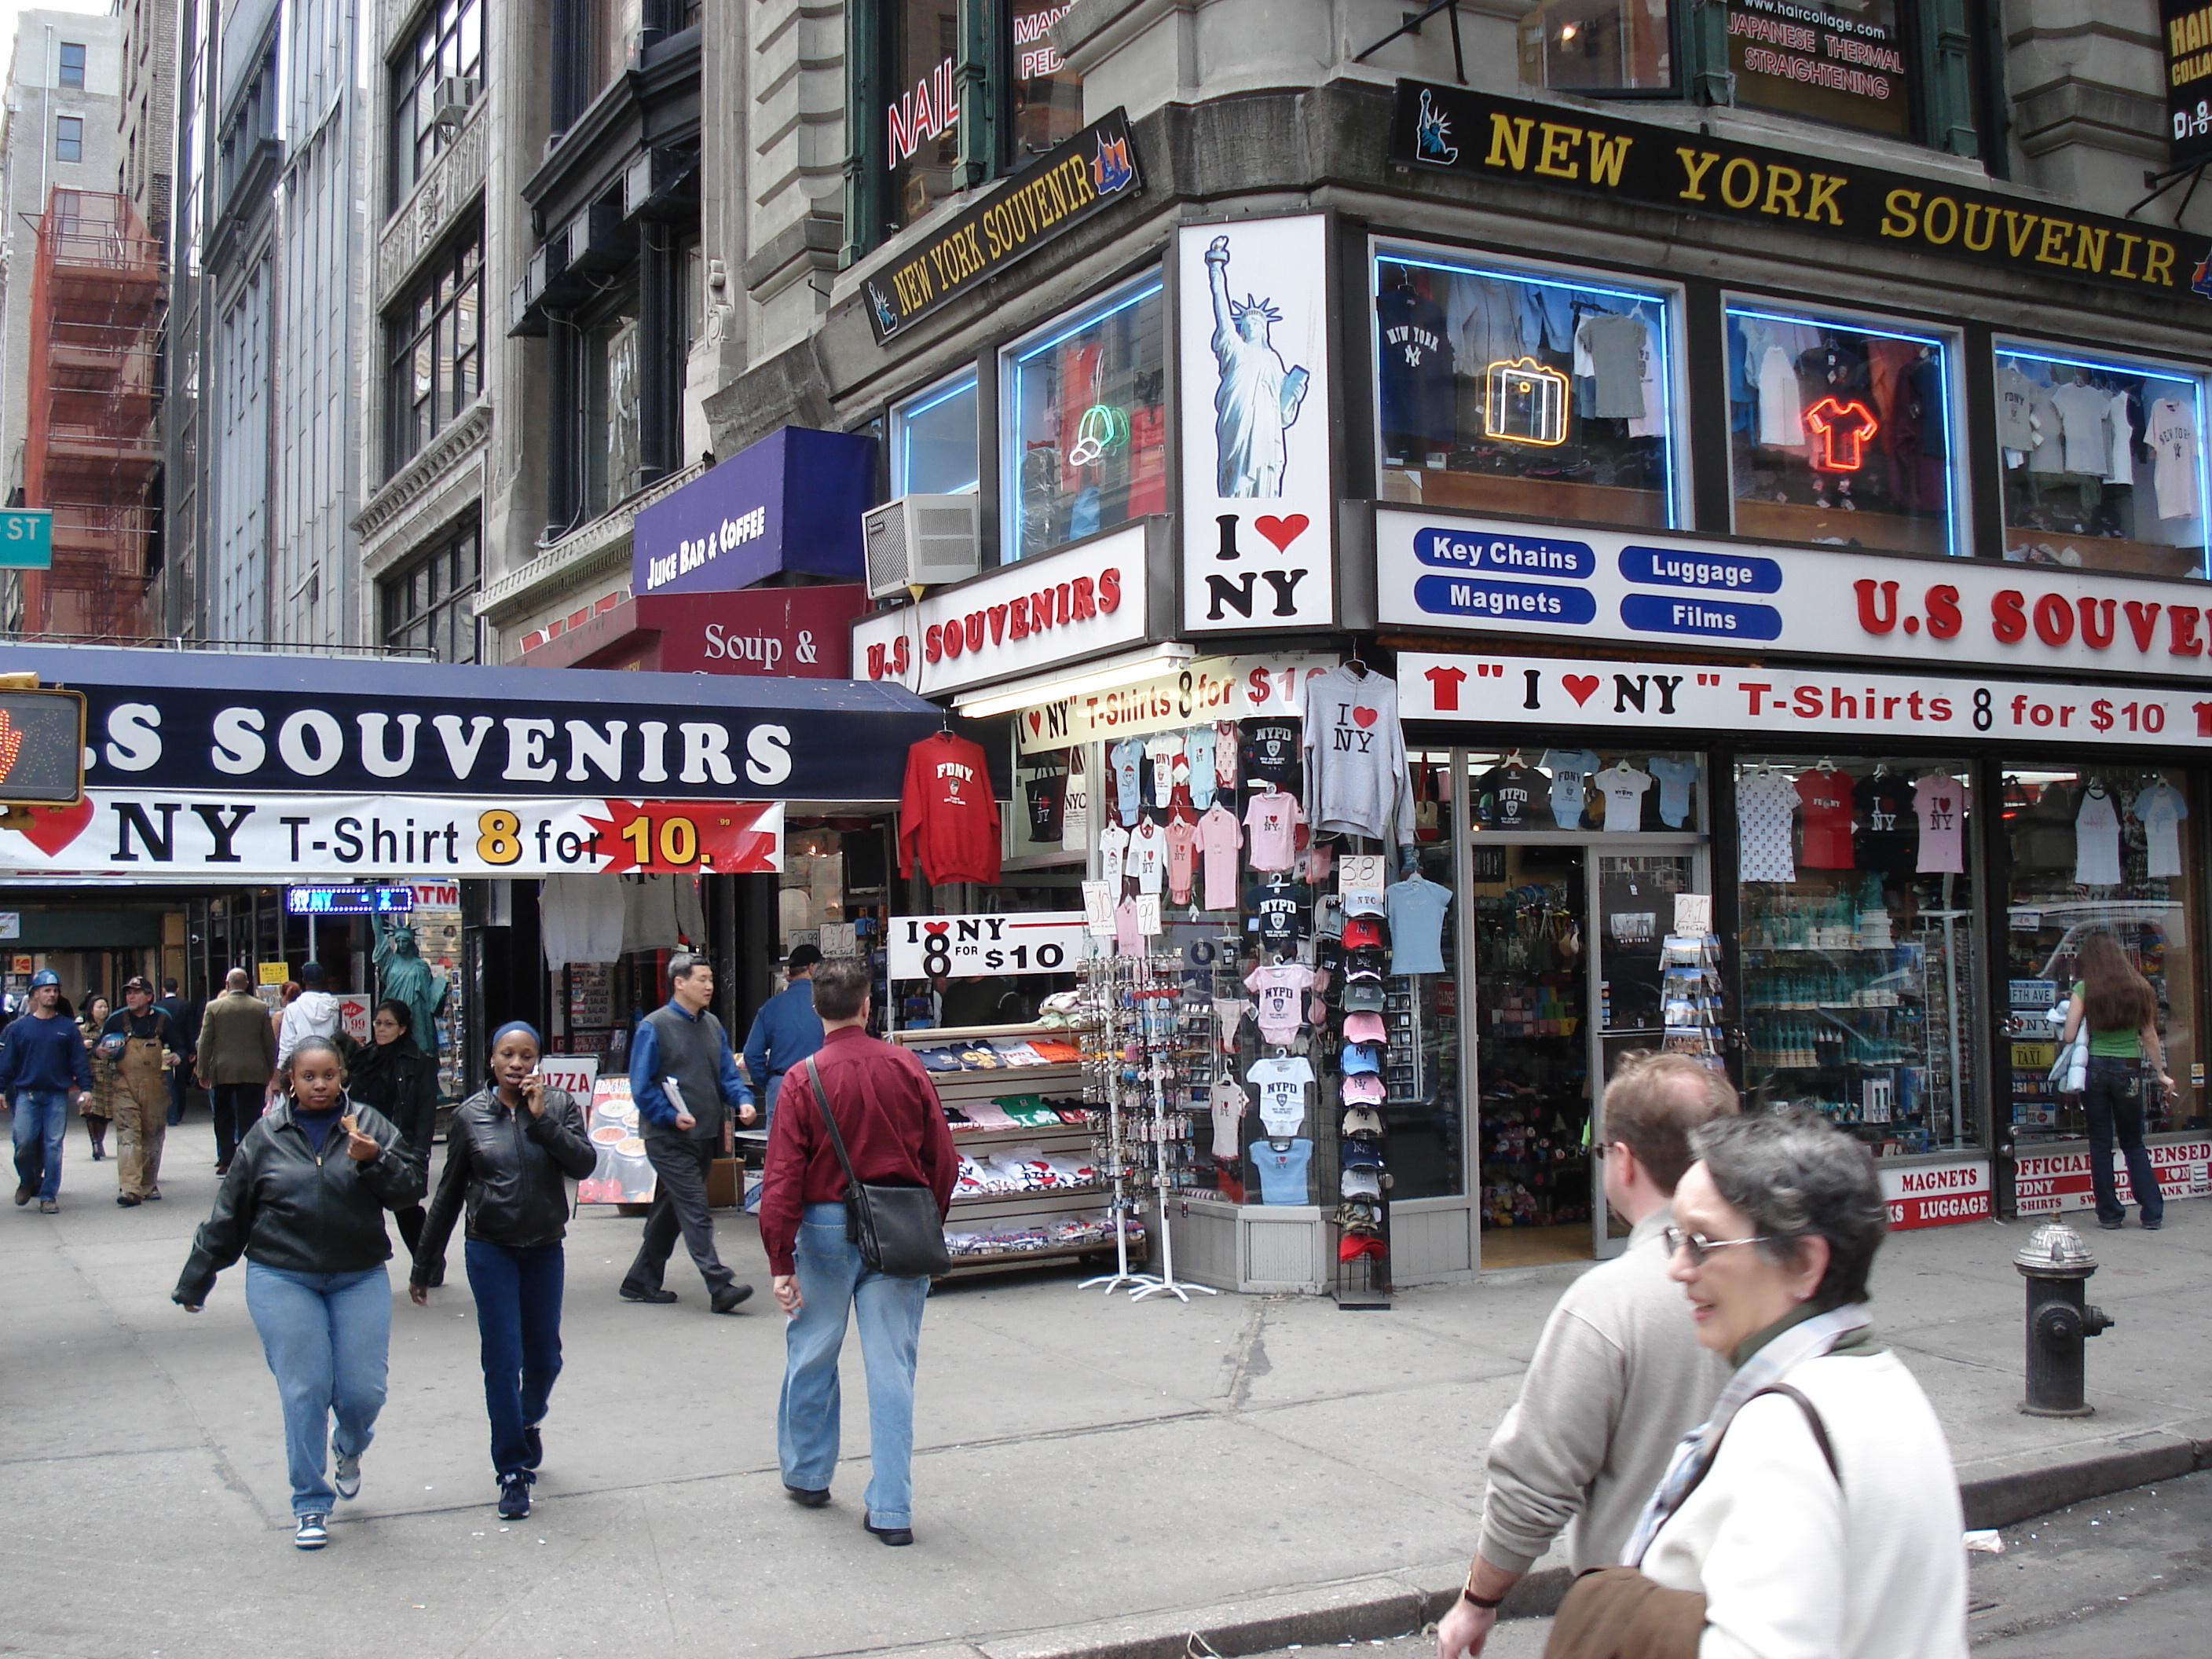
[411,1085,595,1284]
[174,1097,427,1306]
[347,1038,441,1157]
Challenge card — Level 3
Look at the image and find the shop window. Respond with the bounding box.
[1735,755,1980,1154]
[1518,0,1675,94]
[390,0,483,207]
[1373,248,1681,529]
[379,520,482,662]
[57,41,86,90]
[1009,2,1083,159]
[1728,0,1912,142]
[2002,767,2205,1141]
[891,372,979,496]
[1726,301,1960,557]
[1000,276,1166,564]
[385,222,484,474]
[54,115,82,163]
[881,0,963,233]
[1994,344,2208,580]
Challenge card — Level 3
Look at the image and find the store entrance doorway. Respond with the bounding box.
[1472,840,1704,1266]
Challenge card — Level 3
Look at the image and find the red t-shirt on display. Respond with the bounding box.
[899,731,1002,886]
[1795,768,1855,869]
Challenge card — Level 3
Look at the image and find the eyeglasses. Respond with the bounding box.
[1663,1226,1772,1267]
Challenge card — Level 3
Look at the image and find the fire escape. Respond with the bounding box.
[21,189,163,639]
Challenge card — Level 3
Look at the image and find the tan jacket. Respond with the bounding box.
[196,989,277,1086]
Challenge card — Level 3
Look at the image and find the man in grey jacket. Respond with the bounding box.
[1437,1052,1738,1659]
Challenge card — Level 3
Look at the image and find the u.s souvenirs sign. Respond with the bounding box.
[862,109,1144,344]
[1390,81,2210,301]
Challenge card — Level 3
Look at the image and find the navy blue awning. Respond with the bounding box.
[0,643,940,802]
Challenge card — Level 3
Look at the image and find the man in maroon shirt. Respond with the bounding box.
[760,958,954,1547]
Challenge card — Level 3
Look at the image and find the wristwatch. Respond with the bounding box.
[1459,1586,1505,1611]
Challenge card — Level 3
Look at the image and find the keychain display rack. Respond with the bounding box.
[1079,951,1216,1302]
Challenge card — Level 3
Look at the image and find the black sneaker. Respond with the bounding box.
[864,1512,914,1547]
[710,1284,755,1314]
[522,1425,543,1470]
[13,1180,32,1207]
[116,1194,141,1207]
[619,1281,677,1304]
[498,1474,533,1519]
[785,1485,832,1507]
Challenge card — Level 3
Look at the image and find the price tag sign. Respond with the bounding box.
[1673,894,1712,935]
[1081,881,1115,938]
[888,911,1087,980]
[1136,894,1162,937]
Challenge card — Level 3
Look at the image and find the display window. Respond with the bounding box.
[1007,2,1083,159]
[890,371,979,496]
[1470,745,1704,833]
[1994,343,2208,580]
[1000,276,1166,564]
[2001,766,2205,1141]
[1372,246,1682,529]
[1517,0,1675,94]
[881,0,963,233]
[1726,301,1961,558]
[1734,755,1981,1155]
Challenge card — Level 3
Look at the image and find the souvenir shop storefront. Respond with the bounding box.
[0,644,939,1107]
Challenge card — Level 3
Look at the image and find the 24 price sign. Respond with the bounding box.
[887,911,1089,980]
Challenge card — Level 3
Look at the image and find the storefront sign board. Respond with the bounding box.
[2016,1139,2212,1213]
[632,427,873,598]
[1379,510,2212,683]
[1400,649,2212,749]
[853,524,1151,698]
[1878,1159,1990,1229]
[1390,81,2210,302]
[521,586,866,677]
[2163,0,2212,171]
[1014,653,1339,753]
[1177,215,1338,632]
[861,109,1144,344]
[0,792,786,878]
[886,910,1087,980]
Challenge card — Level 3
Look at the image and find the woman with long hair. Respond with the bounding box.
[78,994,115,1159]
[173,1036,427,1550]
[347,999,442,1265]
[2061,930,2170,1229]
[409,1022,595,1521]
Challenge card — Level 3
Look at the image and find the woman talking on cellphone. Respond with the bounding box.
[409,1022,595,1520]
[174,1036,425,1551]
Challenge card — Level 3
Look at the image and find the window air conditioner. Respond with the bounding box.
[434,75,481,130]
[862,494,980,599]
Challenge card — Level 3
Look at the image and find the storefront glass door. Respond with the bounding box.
[1594,851,1701,1251]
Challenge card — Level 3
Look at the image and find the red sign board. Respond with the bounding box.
[2016,1139,2212,1214]
[520,586,866,678]
[1879,1159,1990,1229]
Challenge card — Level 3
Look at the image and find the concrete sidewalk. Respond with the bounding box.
[3,1117,2207,1659]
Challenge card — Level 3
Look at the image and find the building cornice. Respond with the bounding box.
[474,460,705,623]
[353,401,492,540]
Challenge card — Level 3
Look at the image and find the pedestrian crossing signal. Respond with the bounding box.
[0,682,86,808]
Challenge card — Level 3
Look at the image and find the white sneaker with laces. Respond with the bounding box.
[332,1444,361,1500]
[295,1514,328,1550]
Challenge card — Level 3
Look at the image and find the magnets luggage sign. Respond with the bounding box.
[888,911,1088,980]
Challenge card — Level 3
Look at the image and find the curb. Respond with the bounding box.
[950,1434,2212,1659]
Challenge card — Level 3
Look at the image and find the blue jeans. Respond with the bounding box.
[244,1262,392,1517]
[2083,1057,2164,1225]
[777,1202,931,1528]
[11,1089,70,1201]
[463,1238,565,1481]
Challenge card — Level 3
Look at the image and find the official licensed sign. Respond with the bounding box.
[2016,1139,2212,1214]
[888,911,1088,980]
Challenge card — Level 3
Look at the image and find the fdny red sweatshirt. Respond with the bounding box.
[899,731,1002,885]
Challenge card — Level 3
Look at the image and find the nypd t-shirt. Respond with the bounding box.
[1475,763,1545,829]
[1244,877,1309,954]
[1242,720,1302,789]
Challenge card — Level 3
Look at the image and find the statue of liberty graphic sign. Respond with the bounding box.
[1180,215,1336,633]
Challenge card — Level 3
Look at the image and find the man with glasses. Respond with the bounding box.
[1437,1052,1738,1659]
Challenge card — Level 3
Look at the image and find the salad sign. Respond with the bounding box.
[888,910,1089,980]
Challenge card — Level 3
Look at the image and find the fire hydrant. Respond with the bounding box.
[2014,1221,2115,1417]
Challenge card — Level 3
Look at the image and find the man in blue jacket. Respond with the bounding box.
[621,954,757,1312]
[743,943,825,1134]
[2,970,94,1213]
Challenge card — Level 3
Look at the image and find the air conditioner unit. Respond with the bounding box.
[433,74,480,129]
[863,493,980,599]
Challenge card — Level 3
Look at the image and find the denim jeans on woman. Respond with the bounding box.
[777,1202,931,1528]
[244,1261,391,1517]
[2082,1056,2165,1226]
[463,1237,564,1481]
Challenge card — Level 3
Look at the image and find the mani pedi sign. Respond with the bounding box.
[1390,81,2212,302]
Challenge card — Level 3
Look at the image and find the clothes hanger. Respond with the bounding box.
[1346,647,1369,680]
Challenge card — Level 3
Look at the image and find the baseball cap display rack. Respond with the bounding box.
[1078,950,1217,1303]
[1330,853,1398,1310]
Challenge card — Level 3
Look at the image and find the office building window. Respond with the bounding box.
[1519,0,1675,94]
[381,522,482,661]
[57,41,86,90]
[390,0,483,204]
[386,225,484,472]
[55,116,82,163]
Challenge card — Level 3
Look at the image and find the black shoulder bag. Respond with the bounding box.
[801,1055,950,1278]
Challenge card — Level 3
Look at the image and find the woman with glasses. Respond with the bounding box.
[1602,1107,1966,1659]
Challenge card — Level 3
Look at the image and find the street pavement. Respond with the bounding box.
[3,1116,2208,1659]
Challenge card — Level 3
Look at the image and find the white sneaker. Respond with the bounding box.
[332,1445,361,1500]
[295,1514,328,1550]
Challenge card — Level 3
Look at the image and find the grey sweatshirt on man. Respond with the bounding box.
[1477,1206,1730,1574]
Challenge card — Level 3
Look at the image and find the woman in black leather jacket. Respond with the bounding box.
[348,1000,441,1265]
[409,1020,595,1521]
[174,1036,426,1551]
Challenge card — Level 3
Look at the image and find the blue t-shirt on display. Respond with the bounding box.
[1109,738,1146,826]
[1386,876,1452,976]
[1185,726,1218,810]
[1646,756,1698,828]
[1539,749,1601,829]
[1253,1137,1313,1205]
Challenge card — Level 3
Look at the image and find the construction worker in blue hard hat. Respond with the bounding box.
[0,970,93,1213]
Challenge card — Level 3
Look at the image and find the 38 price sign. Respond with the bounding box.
[887,911,1089,980]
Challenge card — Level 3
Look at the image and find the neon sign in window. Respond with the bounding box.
[1804,397,1878,471]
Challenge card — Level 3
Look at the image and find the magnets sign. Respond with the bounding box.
[1178,215,1336,632]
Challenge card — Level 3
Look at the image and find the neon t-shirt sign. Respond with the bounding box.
[1804,397,1879,471]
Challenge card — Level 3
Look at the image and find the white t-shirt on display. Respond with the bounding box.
[1129,819,1166,894]
[2133,780,2188,879]
[2075,786,2123,886]
[1099,821,1130,889]
[2150,397,2200,521]
[1911,774,1970,875]
[1247,1055,1316,1137]
[1144,734,1184,804]
[1737,769,1799,884]
[1599,764,1653,832]
[1208,1079,1249,1156]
